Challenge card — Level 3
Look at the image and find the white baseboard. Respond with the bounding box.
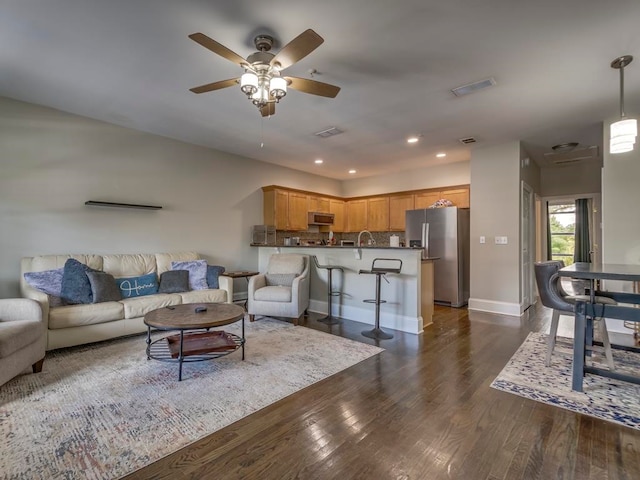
[468,298,524,317]
[308,299,423,334]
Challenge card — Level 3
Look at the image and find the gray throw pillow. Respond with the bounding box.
[265,273,297,287]
[159,270,190,293]
[60,259,98,304]
[86,271,122,303]
[171,260,208,290]
[206,265,225,289]
[24,268,65,305]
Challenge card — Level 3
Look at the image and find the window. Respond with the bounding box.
[548,203,575,266]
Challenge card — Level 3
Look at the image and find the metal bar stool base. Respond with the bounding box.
[361,327,393,340]
[318,314,341,325]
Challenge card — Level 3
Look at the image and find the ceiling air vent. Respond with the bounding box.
[451,77,496,97]
[314,127,343,138]
[544,145,599,165]
[459,136,477,145]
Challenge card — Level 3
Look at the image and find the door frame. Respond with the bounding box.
[521,181,535,309]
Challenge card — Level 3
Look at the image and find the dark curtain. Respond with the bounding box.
[546,202,552,260]
[574,198,591,263]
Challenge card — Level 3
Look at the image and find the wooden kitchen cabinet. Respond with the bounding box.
[389,194,415,231]
[414,191,440,209]
[440,188,470,208]
[288,192,309,230]
[367,196,389,232]
[263,188,289,230]
[309,195,330,213]
[329,199,345,232]
[346,199,368,232]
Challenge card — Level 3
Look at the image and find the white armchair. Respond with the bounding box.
[247,254,310,325]
[0,298,46,386]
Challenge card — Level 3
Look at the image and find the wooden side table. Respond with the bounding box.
[221,271,259,308]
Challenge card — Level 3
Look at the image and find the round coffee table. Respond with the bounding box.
[144,303,245,381]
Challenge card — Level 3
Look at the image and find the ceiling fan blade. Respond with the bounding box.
[271,29,324,70]
[189,78,239,94]
[284,77,340,98]
[188,33,247,66]
[260,102,276,117]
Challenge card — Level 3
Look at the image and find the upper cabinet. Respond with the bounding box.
[262,185,469,232]
[367,197,389,232]
[329,199,346,233]
[389,194,415,231]
[347,199,368,232]
[309,195,330,213]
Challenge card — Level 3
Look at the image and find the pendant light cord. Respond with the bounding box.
[620,59,626,118]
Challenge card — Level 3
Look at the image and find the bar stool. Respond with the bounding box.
[358,258,402,340]
[312,255,344,325]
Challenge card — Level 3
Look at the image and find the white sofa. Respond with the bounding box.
[20,252,233,350]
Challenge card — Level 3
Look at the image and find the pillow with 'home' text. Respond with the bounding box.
[115,273,159,298]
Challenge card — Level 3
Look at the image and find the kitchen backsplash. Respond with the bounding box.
[275,230,405,247]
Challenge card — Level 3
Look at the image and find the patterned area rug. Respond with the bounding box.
[0,319,383,479]
[491,332,640,430]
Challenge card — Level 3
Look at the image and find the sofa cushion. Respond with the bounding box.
[267,254,305,275]
[115,273,159,298]
[158,270,189,294]
[206,265,225,289]
[48,302,124,329]
[0,320,42,358]
[179,289,227,304]
[87,272,122,303]
[120,294,182,319]
[30,254,103,272]
[254,286,292,303]
[60,259,99,305]
[171,260,208,290]
[265,273,297,287]
[102,254,156,277]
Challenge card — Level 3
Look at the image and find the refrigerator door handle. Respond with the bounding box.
[422,222,429,259]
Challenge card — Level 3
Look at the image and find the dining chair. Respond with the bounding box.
[534,261,616,369]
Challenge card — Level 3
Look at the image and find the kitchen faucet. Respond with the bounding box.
[357,230,376,246]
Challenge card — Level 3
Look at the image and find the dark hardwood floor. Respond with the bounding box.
[124,304,640,480]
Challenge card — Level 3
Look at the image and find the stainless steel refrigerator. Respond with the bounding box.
[405,207,470,307]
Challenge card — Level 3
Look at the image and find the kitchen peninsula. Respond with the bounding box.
[254,246,436,334]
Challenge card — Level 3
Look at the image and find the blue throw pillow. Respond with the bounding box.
[60,259,98,305]
[115,273,159,298]
[206,265,225,289]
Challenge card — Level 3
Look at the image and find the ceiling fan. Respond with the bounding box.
[188,29,340,117]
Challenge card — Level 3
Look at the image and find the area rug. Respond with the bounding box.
[0,319,383,479]
[491,332,640,430]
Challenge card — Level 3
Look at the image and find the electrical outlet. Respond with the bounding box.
[480,236,486,244]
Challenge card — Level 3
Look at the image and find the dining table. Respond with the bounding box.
[558,262,640,392]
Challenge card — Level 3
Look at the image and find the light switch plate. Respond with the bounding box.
[495,236,508,245]
[480,236,486,244]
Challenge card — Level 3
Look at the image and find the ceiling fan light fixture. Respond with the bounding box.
[610,55,637,154]
[240,72,259,95]
[269,76,287,100]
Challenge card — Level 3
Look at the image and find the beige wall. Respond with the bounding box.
[341,161,470,197]
[0,97,341,298]
[540,161,602,197]
[468,142,522,314]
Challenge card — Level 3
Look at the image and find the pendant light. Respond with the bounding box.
[610,55,637,154]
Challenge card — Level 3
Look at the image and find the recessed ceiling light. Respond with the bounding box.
[436,152,446,158]
[407,136,420,144]
[314,159,323,164]
[348,169,356,174]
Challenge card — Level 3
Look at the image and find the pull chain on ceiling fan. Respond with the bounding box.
[188,29,340,117]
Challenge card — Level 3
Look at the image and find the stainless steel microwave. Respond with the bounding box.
[307,212,334,226]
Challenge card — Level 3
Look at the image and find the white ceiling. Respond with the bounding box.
[2,0,639,179]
